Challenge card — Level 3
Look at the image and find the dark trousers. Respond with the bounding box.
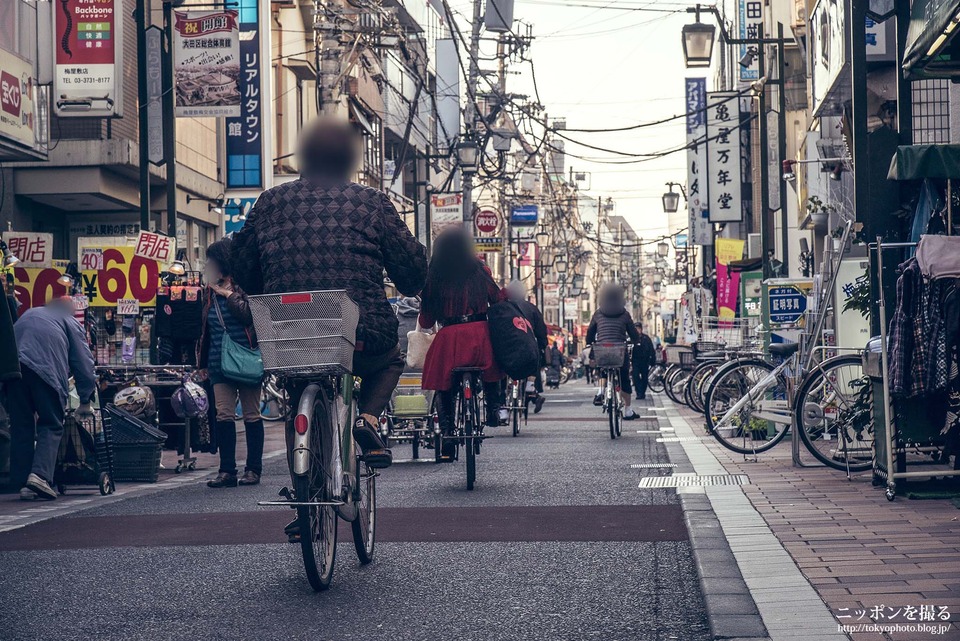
[437,381,501,434]
[216,419,265,476]
[632,362,649,399]
[8,366,65,486]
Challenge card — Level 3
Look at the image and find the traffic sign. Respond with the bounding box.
[768,285,807,324]
[474,209,500,234]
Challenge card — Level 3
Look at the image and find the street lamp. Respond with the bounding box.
[455,139,480,175]
[681,7,716,68]
[661,182,686,214]
[0,240,20,269]
[658,242,670,258]
[555,257,568,274]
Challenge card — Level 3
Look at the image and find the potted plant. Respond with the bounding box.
[805,196,834,229]
[829,224,846,251]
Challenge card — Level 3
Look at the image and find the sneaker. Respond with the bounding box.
[25,473,57,501]
[534,395,545,414]
[353,418,393,469]
[207,472,238,488]
[623,409,638,421]
[238,470,261,486]
[593,394,603,407]
[498,408,509,424]
[19,487,35,501]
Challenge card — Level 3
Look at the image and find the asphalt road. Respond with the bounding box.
[0,381,710,641]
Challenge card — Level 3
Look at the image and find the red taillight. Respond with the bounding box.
[464,386,472,400]
[281,293,311,305]
[379,416,387,426]
[294,414,309,435]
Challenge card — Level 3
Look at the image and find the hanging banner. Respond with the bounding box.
[680,292,698,344]
[685,78,711,246]
[173,10,241,118]
[715,238,745,320]
[2,231,54,268]
[0,48,37,149]
[705,92,743,223]
[145,26,165,165]
[519,241,538,267]
[737,0,763,82]
[431,193,463,226]
[225,0,263,188]
[54,0,121,117]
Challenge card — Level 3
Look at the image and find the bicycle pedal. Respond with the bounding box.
[278,486,294,500]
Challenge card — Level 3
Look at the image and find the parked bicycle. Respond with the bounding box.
[235,373,290,422]
[250,291,375,592]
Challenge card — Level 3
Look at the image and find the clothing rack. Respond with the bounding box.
[872,238,960,500]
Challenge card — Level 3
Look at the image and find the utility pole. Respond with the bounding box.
[461,0,483,224]
[316,6,342,115]
[161,0,177,240]
[497,33,508,284]
[135,0,150,232]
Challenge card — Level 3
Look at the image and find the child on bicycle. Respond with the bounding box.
[418,228,505,461]
[586,283,641,420]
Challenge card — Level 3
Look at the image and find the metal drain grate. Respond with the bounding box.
[656,436,700,443]
[639,474,749,488]
[630,463,677,469]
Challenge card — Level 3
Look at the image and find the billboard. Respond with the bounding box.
[224,0,263,188]
[54,0,121,117]
[0,48,37,149]
[173,11,241,118]
[705,92,742,223]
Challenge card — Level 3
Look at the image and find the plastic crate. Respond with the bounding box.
[112,442,163,483]
[104,404,167,445]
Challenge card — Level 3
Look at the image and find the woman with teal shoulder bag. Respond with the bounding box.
[197,237,264,488]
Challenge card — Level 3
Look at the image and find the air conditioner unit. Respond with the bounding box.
[747,233,762,258]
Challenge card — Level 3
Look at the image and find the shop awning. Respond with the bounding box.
[903,0,960,78]
[887,144,960,180]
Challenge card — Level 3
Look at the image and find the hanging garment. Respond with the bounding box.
[889,259,920,396]
[916,234,960,280]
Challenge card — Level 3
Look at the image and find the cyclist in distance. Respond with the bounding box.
[586,283,642,420]
[504,280,548,413]
[232,117,428,470]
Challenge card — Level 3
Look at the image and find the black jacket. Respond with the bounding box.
[586,307,641,345]
[0,292,19,382]
[513,299,548,358]
[631,334,656,368]
[232,179,428,355]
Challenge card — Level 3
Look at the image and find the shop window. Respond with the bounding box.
[912,79,950,144]
[227,154,261,188]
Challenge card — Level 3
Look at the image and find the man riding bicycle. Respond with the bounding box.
[504,280,548,413]
[232,118,428,471]
[586,283,641,421]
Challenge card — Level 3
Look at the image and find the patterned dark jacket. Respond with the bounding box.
[232,179,428,355]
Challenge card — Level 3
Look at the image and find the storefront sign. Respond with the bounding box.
[715,238,745,320]
[474,236,503,253]
[225,0,263,188]
[0,48,37,148]
[173,10,240,118]
[705,92,742,223]
[145,26,165,165]
[519,241,537,267]
[3,231,53,268]
[685,78,711,245]
[134,231,176,265]
[431,193,463,225]
[563,298,577,321]
[810,0,845,116]
[473,209,500,234]
[510,205,538,226]
[54,0,120,118]
[544,283,560,307]
[224,196,256,234]
[78,244,160,308]
[768,285,808,324]
[737,0,763,82]
[69,220,140,238]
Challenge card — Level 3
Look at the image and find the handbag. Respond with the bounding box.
[405,329,435,369]
[214,297,264,386]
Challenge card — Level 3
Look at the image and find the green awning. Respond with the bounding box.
[903,0,960,78]
[887,144,960,180]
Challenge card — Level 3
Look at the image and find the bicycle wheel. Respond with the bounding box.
[795,354,874,472]
[614,373,623,437]
[607,373,619,439]
[704,358,789,455]
[648,364,666,393]
[511,383,521,437]
[295,387,338,592]
[351,459,376,563]
[687,361,720,415]
[464,376,477,491]
[665,368,690,406]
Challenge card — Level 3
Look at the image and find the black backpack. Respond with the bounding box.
[488,301,540,379]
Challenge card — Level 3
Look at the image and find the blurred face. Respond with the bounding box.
[203,260,222,285]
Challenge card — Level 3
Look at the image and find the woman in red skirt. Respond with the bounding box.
[418,228,504,461]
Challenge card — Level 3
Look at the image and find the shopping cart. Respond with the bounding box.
[381,372,438,462]
[54,407,116,496]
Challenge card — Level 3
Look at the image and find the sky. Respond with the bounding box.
[449,0,698,240]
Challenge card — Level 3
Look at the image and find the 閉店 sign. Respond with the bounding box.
[705,92,742,223]
[54,0,121,118]
[173,10,241,118]
[2,231,53,268]
[685,77,711,246]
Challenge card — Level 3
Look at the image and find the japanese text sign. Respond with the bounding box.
[78,245,160,308]
[706,92,742,223]
[685,78,711,246]
[225,0,263,188]
[3,232,53,268]
[173,11,241,118]
[0,48,38,148]
[738,0,763,82]
[54,0,120,117]
[134,231,176,266]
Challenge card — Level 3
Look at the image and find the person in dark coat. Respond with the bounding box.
[0,281,19,383]
[232,118,427,470]
[586,283,641,419]
[197,237,263,489]
[505,280,547,412]
[418,228,504,461]
[631,322,656,400]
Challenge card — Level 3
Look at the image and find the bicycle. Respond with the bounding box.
[647,362,667,393]
[592,343,626,439]
[250,290,375,591]
[505,377,534,438]
[235,373,291,422]
[444,367,486,490]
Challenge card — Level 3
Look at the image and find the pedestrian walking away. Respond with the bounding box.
[7,297,97,501]
[631,322,656,400]
[197,237,264,489]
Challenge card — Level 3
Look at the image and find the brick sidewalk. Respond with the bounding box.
[672,402,960,641]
